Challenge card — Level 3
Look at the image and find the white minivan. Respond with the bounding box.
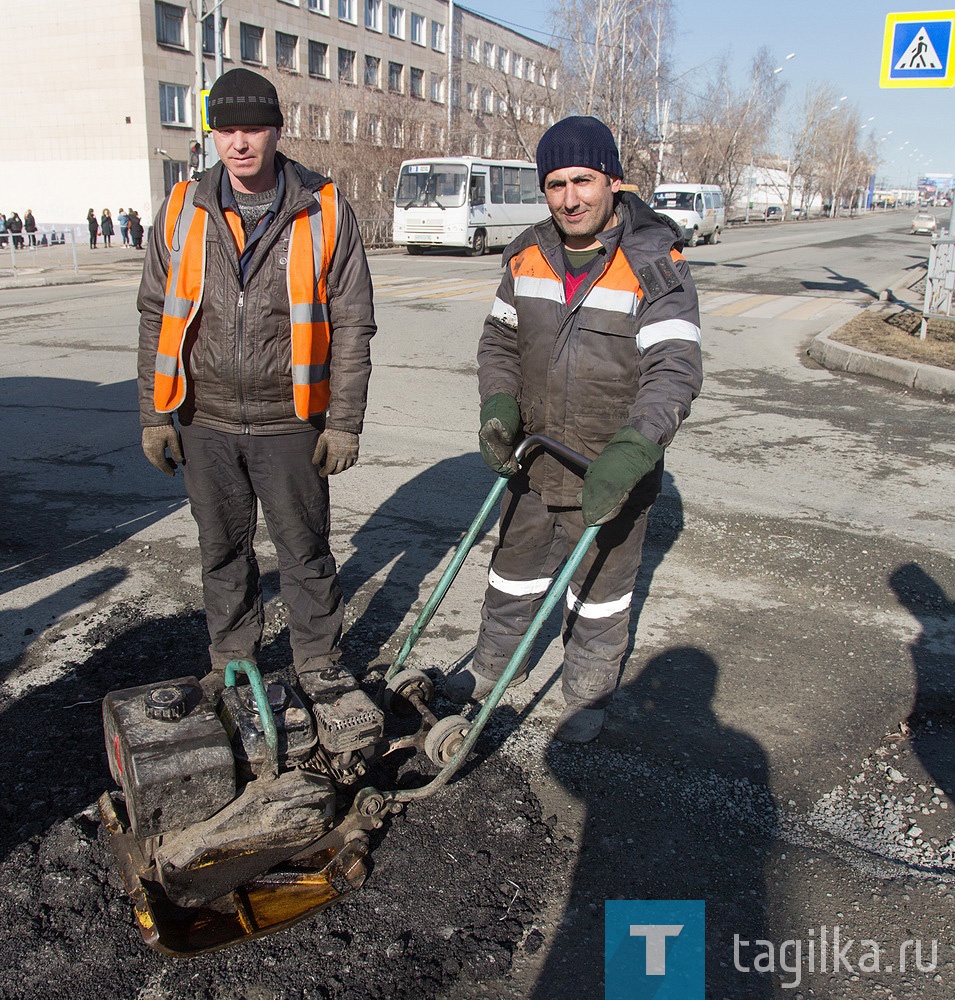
[651,183,725,246]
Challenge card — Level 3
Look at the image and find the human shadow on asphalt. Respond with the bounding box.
[531,648,778,1000]
[336,454,499,672]
[0,375,187,668]
[892,564,955,800]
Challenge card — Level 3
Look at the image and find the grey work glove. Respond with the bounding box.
[478,393,521,476]
[312,428,360,476]
[580,426,664,526]
[141,424,184,477]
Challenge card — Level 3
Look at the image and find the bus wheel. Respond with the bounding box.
[407,245,425,255]
[467,230,487,256]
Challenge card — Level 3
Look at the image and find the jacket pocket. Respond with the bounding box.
[574,316,640,402]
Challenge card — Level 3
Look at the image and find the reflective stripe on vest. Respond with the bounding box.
[153,179,338,419]
[154,181,206,412]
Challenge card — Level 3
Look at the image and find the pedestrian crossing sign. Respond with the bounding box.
[881,11,955,87]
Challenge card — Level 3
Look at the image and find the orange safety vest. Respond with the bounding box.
[153,179,338,420]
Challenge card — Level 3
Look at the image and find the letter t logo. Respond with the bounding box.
[629,925,684,975]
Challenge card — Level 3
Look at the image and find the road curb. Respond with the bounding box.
[808,320,955,398]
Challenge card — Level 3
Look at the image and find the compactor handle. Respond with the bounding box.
[514,434,590,473]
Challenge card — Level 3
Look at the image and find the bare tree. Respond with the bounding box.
[550,0,674,195]
[668,47,787,209]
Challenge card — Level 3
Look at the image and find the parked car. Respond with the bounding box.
[911,213,938,236]
[763,206,783,221]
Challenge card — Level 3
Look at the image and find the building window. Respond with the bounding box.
[466,82,477,112]
[389,118,404,148]
[201,14,227,55]
[240,23,264,64]
[410,66,424,99]
[339,109,357,142]
[308,0,329,12]
[285,102,301,136]
[431,20,445,52]
[338,0,356,24]
[430,73,444,103]
[481,87,492,114]
[526,60,536,84]
[276,32,298,71]
[388,60,403,93]
[155,2,185,47]
[338,47,356,84]
[467,35,478,61]
[365,113,382,145]
[410,13,425,45]
[163,160,188,195]
[365,0,382,31]
[309,104,330,139]
[364,54,380,87]
[388,4,405,38]
[482,41,493,67]
[513,54,523,79]
[497,95,507,116]
[159,82,190,125]
[309,40,329,77]
[497,46,509,73]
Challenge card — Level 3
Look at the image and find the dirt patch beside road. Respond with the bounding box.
[826,304,955,372]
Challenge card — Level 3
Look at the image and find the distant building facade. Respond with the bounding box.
[0,0,557,229]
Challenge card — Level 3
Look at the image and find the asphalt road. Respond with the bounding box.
[1,210,953,998]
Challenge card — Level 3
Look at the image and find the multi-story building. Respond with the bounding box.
[0,0,558,229]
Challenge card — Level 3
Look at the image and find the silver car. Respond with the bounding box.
[911,213,938,236]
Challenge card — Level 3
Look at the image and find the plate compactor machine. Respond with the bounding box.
[99,436,601,957]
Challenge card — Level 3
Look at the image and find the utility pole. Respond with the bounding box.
[195,0,204,168]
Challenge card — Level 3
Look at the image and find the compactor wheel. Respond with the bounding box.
[424,715,471,765]
[383,668,435,715]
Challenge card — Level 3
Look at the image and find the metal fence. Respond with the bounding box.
[356,217,393,249]
[0,227,79,281]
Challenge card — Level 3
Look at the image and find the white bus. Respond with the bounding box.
[393,156,549,256]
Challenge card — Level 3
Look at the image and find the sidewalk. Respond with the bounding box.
[0,241,147,290]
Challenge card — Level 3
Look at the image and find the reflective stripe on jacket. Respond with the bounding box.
[153,179,338,420]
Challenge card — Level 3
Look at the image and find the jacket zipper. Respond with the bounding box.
[236,288,248,431]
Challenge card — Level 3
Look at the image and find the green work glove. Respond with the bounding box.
[312,428,360,476]
[580,426,664,526]
[478,393,521,476]
[141,424,184,477]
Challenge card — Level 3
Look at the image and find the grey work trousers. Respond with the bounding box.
[179,424,343,668]
[473,479,650,709]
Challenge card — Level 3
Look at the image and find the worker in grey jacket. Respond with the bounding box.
[137,69,375,698]
[444,116,703,743]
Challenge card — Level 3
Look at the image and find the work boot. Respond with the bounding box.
[442,666,527,704]
[553,706,606,744]
[297,654,359,704]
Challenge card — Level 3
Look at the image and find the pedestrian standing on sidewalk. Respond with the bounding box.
[7,212,23,249]
[100,209,114,247]
[118,208,130,246]
[128,211,143,249]
[86,208,98,249]
[136,68,376,698]
[23,210,37,247]
[444,116,703,743]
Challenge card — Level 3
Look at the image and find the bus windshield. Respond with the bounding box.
[396,163,469,209]
[652,191,697,211]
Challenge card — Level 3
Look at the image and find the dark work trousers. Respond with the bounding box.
[473,479,650,709]
[179,424,343,669]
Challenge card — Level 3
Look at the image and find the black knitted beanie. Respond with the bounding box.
[208,68,284,129]
[536,116,623,189]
